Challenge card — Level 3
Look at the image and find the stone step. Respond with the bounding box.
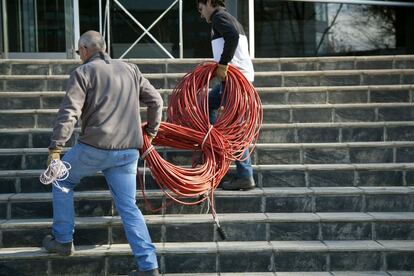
[1,121,414,149]
[1,212,413,247]
[0,240,412,274]
[1,69,414,91]
[1,162,414,194]
[0,186,413,219]
[258,84,414,105]
[254,141,414,165]
[1,55,413,75]
[1,102,414,126]
[261,55,414,71]
[116,272,414,276]
[259,121,414,143]
[0,85,412,109]
[1,141,414,171]
[119,273,414,276]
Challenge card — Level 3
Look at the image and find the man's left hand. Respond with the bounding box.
[47,148,62,166]
[145,132,155,144]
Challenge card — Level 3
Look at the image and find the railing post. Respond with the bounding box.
[179,0,183,58]
[248,0,255,59]
[1,0,8,59]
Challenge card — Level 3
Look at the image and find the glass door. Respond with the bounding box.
[1,0,76,59]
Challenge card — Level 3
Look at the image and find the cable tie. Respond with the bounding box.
[141,145,155,160]
[201,125,214,149]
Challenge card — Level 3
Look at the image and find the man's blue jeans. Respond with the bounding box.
[52,142,158,271]
[209,83,253,177]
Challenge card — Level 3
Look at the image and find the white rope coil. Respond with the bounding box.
[39,159,71,193]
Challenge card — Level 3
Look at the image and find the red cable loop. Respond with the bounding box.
[138,62,263,211]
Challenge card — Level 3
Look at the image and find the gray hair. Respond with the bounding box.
[78,30,106,52]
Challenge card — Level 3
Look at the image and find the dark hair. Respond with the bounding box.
[197,0,225,7]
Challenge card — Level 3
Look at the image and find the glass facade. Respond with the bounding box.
[1,0,414,59]
[5,0,66,53]
[253,1,414,57]
[78,0,211,58]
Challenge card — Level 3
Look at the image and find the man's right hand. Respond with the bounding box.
[47,148,62,166]
[216,64,228,81]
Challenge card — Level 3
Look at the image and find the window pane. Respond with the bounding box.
[254,0,414,57]
[6,0,65,53]
[107,0,211,58]
[111,1,179,58]
[37,0,65,52]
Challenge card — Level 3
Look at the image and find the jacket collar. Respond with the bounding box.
[84,51,111,64]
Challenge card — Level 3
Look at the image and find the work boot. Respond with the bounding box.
[221,176,255,190]
[42,235,74,256]
[128,268,160,276]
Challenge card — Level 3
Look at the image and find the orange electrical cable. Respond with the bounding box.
[138,62,262,214]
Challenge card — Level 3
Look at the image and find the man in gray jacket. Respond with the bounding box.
[43,31,161,276]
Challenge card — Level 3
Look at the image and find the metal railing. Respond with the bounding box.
[101,0,182,59]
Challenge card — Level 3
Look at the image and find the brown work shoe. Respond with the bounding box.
[42,235,74,256]
[221,176,255,190]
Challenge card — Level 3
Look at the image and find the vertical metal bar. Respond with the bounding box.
[103,0,108,38]
[73,0,80,50]
[22,0,28,51]
[64,0,75,58]
[0,2,2,56]
[107,0,110,56]
[99,0,102,34]
[2,0,8,58]
[18,0,22,52]
[34,0,38,51]
[22,0,36,52]
[179,0,183,58]
[248,0,255,59]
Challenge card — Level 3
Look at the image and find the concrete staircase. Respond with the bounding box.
[0,56,413,275]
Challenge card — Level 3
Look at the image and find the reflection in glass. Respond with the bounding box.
[111,1,179,58]
[6,0,65,53]
[82,0,211,59]
[322,4,396,55]
[254,0,414,57]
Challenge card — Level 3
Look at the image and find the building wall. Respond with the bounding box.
[1,0,413,59]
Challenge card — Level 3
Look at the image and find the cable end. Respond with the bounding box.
[217,225,227,240]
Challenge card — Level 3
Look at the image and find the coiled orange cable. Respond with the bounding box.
[139,62,262,216]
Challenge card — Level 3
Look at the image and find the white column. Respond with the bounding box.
[99,0,102,34]
[107,0,110,56]
[179,0,183,58]
[248,0,255,59]
[73,0,80,53]
[1,0,8,58]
